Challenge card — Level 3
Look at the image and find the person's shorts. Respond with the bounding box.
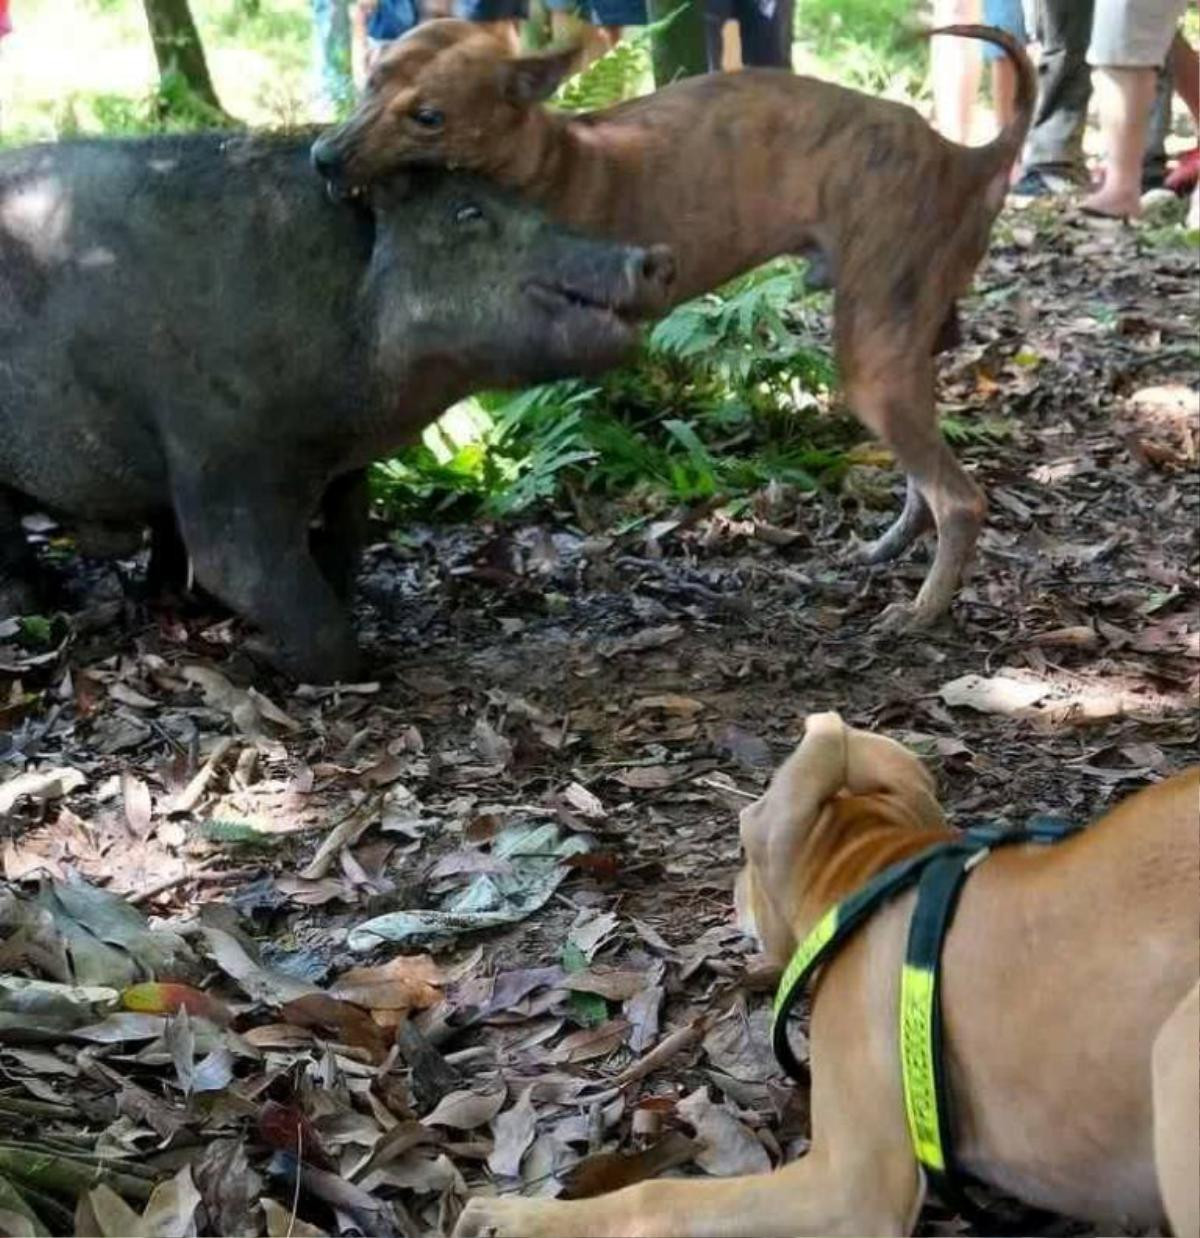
[588,0,645,24]
[453,0,528,20]
[981,0,1026,62]
[1088,0,1187,67]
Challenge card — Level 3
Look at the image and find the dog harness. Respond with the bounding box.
[771,815,1080,1209]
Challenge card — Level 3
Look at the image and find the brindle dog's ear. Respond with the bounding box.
[500,46,580,103]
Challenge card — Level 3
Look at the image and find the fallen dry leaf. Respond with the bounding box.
[487,1086,538,1177]
[422,1085,507,1131]
[676,1086,771,1177]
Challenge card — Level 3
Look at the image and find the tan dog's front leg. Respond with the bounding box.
[454,1145,920,1238]
[1153,980,1200,1238]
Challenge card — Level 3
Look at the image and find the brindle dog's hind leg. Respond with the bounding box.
[838,311,985,627]
[858,475,933,566]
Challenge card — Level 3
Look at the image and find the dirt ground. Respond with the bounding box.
[0,203,1197,1238]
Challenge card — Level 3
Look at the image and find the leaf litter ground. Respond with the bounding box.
[0,206,1197,1238]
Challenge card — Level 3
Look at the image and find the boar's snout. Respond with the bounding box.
[624,243,675,315]
[626,242,673,308]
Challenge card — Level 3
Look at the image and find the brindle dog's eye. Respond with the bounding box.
[411,105,444,129]
[453,203,484,226]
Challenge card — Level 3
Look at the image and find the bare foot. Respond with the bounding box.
[1079,187,1141,219]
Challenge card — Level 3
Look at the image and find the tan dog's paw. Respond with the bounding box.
[454,1196,565,1238]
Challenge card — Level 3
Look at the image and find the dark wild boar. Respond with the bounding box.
[0,133,673,680]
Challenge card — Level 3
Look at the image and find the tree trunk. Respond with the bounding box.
[140,0,225,116]
[646,0,708,86]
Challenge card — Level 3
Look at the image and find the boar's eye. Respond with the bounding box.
[411,105,444,129]
[453,202,485,226]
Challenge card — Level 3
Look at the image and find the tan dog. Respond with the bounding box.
[454,716,1200,1237]
[312,25,1035,628]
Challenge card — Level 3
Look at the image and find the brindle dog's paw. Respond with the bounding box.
[873,600,922,633]
[874,598,952,633]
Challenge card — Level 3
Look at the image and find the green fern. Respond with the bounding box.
[551,4,683,111]
[372,256,844,518]
[554,39,651,112]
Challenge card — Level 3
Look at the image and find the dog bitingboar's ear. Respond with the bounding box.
[501,46,581,103]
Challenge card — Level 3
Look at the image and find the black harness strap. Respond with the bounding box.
[772,814,1081,1217]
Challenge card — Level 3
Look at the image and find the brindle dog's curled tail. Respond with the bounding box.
[909,22,1036,182]
[927,23,1036,163]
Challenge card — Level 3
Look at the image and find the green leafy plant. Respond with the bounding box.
[554,38,652,111]
[371,257,850,520]
[551,4,681,111]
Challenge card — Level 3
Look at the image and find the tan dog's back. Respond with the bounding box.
[941,769,1200,1225]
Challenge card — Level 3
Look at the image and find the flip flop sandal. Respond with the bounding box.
[1076,203,1132,227]
[1164,148,1200,195]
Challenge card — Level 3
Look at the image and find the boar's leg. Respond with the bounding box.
[0,486,38,619]
[310,470,369,602]
[169,457,361,683]
[146,514,191,600]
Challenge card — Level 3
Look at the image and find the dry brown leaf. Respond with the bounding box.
[262,1198,328,1237]
[611,765,684,790]
[0,767,86,816]
[624,982,663,1054]
[299,797,381,881]
[241,1023,316,1050]
[632,694,705,716]
[422,1084,507,1131]
[550,1019,629,1064]
[939,673,1052,716]
[559,1130,700,1200]
[563,969,649,1002]
[280,993,389,1061]
[605,624,683,655]
[121,772,153,840]
[568,910,619,960]
[473,718,514,767]
[329,955,444,1012]
[560,782,607,820]
[200,926,319,1006]
[487,1086,538,1178]
[676,1086,771,1177]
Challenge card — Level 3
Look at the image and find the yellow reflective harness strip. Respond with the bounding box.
[900,960,945,1171]
[771,817,1081,1208]
[772,905,838,1021]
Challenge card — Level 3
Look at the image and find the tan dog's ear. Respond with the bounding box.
[842,726,944,826]
[739,712,849,857]
[500,46,581,103]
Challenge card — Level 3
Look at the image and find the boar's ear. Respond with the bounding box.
[501,46,580,103]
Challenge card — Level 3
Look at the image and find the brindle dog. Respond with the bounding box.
[313,25,1034,628]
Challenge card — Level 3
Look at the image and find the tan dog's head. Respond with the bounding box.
[311,20,579,191]
[735,713,947,966]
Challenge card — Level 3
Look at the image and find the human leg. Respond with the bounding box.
[1084,0,1188,217]
[1017,0,1094,188]
[932,0,982,144]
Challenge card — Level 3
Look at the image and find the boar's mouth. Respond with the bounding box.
[523,280,637,327]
